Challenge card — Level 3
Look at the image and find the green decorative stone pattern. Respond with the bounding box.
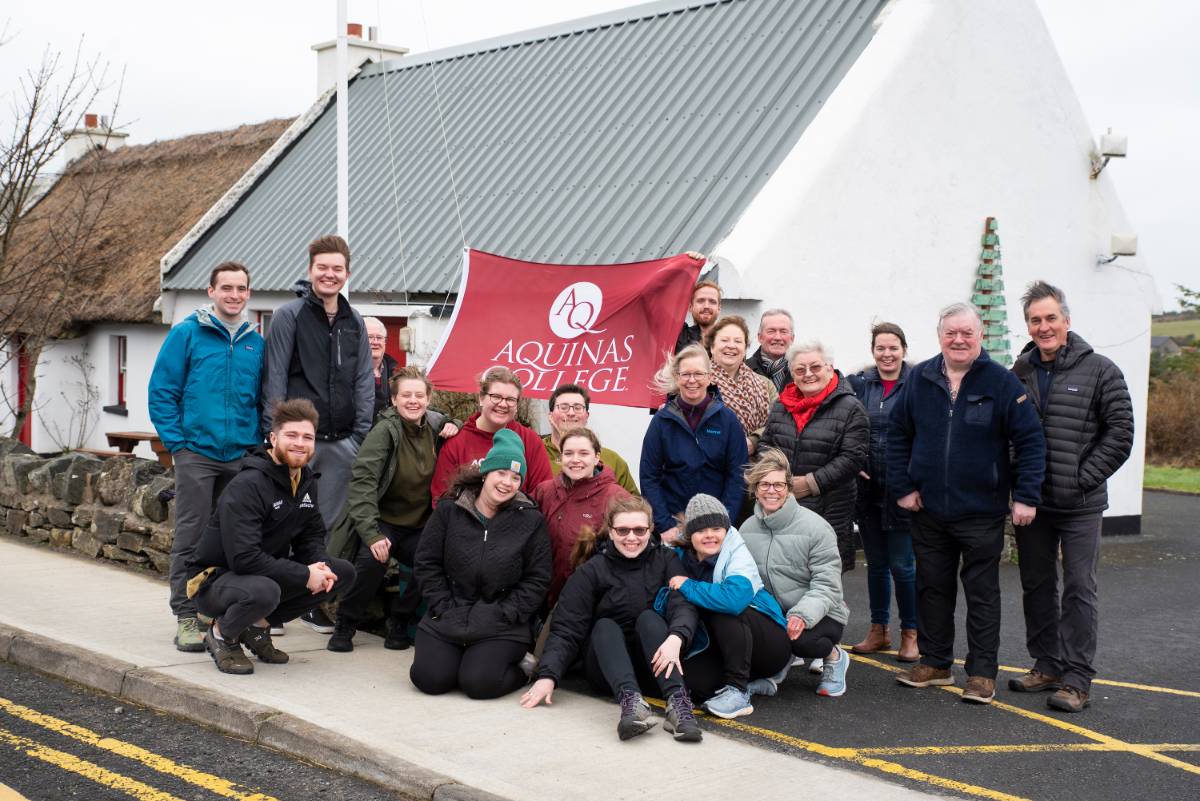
[973,216,1012,366]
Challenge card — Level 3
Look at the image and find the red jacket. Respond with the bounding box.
[430,414,554,500]
[531,466,629,605]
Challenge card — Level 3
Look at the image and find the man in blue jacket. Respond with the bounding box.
[887,302,1045,704]
[149,261,264,653]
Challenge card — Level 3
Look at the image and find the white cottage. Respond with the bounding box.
[158,0,1154,534]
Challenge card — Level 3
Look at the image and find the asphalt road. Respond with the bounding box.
[0,661,404,801]
[705,490,1200,801]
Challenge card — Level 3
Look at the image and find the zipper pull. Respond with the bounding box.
[484,528,488,542]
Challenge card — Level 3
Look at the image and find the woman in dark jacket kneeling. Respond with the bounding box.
[410,428,552,699]
[521,496,703,743]
[759,340,868,573]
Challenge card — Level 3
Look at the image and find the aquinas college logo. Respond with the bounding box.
[549,282,606,339]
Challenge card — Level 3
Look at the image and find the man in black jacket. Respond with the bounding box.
[674,279,721,353]
[1009,281,1133,713]
[185,399,356,675]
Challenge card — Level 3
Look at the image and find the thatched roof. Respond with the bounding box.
[3,118,291,336]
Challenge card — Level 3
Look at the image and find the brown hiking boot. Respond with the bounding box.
[1047,685,1090,713]
[962,676,996,704]
[851,624,892,654]
[1007,669,1061,693]
[897,629,919,662]
[238,625,289,664]
[204,628,253,675]
[896,664,954,688]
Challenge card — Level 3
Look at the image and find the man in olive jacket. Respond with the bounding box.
[1008,282,1133,713]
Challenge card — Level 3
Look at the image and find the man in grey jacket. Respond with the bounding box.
[1009,281,1133,713]
[261,235,372,632]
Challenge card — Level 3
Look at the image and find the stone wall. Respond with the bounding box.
[0,438,175,572]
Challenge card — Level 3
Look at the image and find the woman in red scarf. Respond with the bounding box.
[759,340,868,574]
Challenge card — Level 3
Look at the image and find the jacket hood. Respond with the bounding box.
[661,386,725,426]
[711,525,746,576]
[290,278,311,297]
[1016,331,1094,372]
[555,463,619,496]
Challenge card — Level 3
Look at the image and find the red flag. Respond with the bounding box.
[426,249,704,408]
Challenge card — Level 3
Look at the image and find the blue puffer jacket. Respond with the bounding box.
[673,527,787,628]
[640,391,749,534]
[886,350,1045,521]
[148,307,264,462]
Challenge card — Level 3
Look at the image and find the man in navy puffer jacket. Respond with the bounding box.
[886,302,1045,704]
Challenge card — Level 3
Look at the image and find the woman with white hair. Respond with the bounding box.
[640,344,749,545]
[759,340,868,573]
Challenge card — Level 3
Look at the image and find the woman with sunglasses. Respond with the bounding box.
[430,366,553,499]
[521,496,703,744]
[759,340,869,574]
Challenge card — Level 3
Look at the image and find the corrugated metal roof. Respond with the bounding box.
[164,0,886,295]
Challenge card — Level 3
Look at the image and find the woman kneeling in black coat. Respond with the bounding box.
[521,495,703,743]
[410,428,551,699]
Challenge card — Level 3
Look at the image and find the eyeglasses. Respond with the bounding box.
[678,371,709,381]
[792,363,826,376]
[367,335,386,343]
[757,481,788,492]
[554,403,586,413]
[612,526,651,537]
[485,393,520,407]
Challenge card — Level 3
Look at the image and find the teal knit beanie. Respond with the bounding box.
[479,428,526,484]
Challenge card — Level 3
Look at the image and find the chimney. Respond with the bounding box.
[312,22,409,95]
[61,112,129,164]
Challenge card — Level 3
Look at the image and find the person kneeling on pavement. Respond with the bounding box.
[521,495,703,743]
[184,398,356,675]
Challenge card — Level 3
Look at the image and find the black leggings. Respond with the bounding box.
[337,522,422,627]
[583,610,684,701]
[409,630,528,699]
[790,616,845,659]
[683,608,792,700]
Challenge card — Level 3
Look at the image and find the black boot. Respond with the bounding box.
[384,618,412,650]
[327,619,356,652]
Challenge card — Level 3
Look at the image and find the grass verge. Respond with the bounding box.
[1144,464,1200,494]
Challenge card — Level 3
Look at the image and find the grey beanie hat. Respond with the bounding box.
[684,493,730,536]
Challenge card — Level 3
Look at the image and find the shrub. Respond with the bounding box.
[1147,367,1200,467]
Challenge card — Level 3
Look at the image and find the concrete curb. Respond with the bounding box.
[0,623,514,801]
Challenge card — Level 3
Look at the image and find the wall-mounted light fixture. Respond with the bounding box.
[1096,233,1138,267]
[1090,128,1127,179]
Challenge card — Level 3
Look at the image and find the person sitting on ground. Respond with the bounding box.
[430,366,553,499]
[184,398,356,675]
[326,367,459,653]
[521,496,703,743]
[542,383,639,494]
[739,447,852,698]
[668,494,790,719]
[410,429,552,699]
[705,315,777,456]
[531,426,631,606]
[759,339,869,573]
[641,344,749,545]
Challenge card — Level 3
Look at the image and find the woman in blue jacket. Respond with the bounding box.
[847,323,918,661]
[669,494,790,719]
[640,344,749,544]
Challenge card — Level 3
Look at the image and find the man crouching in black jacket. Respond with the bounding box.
[184,398,356,674]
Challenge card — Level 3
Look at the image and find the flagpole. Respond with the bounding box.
[336,0,351,295]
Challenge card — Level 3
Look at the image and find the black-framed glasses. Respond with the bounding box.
[757,481,788,492]
[485,393,519,407]
[554,403,586,413]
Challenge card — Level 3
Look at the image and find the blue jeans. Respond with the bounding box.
[859,505,917,630]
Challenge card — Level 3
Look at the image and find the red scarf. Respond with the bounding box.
[779,372,839,434]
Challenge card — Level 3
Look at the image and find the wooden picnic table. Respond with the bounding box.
[105,431,173,469]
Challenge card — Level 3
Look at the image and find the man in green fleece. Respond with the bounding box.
[326,366,458,651]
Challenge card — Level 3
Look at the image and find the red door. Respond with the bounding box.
[16,336,32,446]
[377,316,407,368]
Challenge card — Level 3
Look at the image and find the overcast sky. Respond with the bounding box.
[2,0,1193,307]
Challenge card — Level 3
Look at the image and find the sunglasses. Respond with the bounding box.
[612,526,651,537]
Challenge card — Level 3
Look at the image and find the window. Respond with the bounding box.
[103,335,128,416]
[257,310,273,338]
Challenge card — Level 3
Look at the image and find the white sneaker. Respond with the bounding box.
[270,623,285,636]
[808,658,824,674]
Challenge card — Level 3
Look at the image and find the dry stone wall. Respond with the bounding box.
[0,438,175,572]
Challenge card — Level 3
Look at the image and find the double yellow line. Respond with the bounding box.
[0,697,277,801]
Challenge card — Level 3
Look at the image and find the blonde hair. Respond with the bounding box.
[651,343,710,395]
[478,366,522,396]
[744,446,793,490]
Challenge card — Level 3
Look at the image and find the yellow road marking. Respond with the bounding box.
[849,648,1200,699]
[850,654,1200,777]
[0,725,185,801]
[646,697,1032,801]
[856,742,1200,756]
[0,697,277,801]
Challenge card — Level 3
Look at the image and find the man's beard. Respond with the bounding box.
[272,443,312,469]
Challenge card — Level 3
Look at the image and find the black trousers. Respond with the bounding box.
[409,630,528,699]
[583,611,684,701]
[1015,512,1102,692]
[195,557,356,642]
[336,522,423,627]
[910,511,1005,679]
[790,616,845,659]
[683,608,792,700]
